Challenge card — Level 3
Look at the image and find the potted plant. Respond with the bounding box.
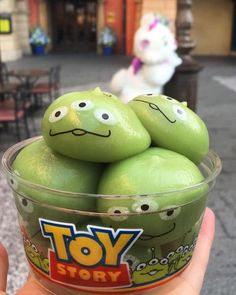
[98,26,117,55]
[29,26,50,55]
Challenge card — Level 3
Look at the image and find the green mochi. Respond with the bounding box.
[128,94,209,164]
[12,138,102,237]
[97,148,208,246]
[42,88,151,162]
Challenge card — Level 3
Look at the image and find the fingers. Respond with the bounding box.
[16,276,52,295]
[180,207,215,291]
[0,242,9,294]
[147,207,215,295]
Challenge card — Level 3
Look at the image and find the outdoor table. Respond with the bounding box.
[8,68,50,89]
[0,83,19,101]
[0,83,18,94]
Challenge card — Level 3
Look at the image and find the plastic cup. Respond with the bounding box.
[2,136,221,294]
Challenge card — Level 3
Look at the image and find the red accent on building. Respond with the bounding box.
[126,0,137,56]
[103,0,123,53]
[28,0,40,27]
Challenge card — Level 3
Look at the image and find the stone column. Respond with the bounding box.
[164,0,202,111]
[97,0,105,54]
[15,0,31,55]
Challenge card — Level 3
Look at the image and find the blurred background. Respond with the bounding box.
[0,0,236,294]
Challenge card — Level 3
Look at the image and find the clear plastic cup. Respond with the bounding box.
[2,136,221,294]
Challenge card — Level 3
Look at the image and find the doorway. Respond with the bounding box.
[50,0,97,53]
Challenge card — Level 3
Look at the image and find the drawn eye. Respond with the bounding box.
[176,246,184,253]
[167,251,175,259]
[9,177,18,190]
[162,95,176,102]
[136,263,147,271]
[173,105,187,120]
[107,207,129,221]
[94,109,117,125]
[145,93,154,96]
[19,197,34,213]
[160,258,168,265]
[31,244,38,253]
[149,258,158,265]
[71,100,94,111]
[182,247,189,256]
[189,244,194,252]
[159,206,181,220]
[124,254,140,270]
[132,199,159,213]
[49,106,68,122]
[184,245,189,252]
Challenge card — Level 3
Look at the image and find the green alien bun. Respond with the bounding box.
[12,138,102,210]
[97,148,208,246]
[12,138,103,238]
[98,147,206,195]
[42,88,151,163]
[128,94,209,164]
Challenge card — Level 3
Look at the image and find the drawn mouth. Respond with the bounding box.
[142,269,159,276]
[134,99,176,124]
[49,128,111,138]
[139,223,176,240]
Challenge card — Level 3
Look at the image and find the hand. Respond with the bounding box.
[147,207,215,295]
[0,208,215,295]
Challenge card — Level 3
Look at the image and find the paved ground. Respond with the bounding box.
[0,54,236,294]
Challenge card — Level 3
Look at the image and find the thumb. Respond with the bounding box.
[0,242,9,294]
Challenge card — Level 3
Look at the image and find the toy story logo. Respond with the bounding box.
[39,219,143,288]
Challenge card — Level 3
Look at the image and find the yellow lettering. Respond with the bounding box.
[96,232,135,265]
[69,237,103,266]
[57,263,66,275]
[79,269,91,280]
[42,223,72,260]
[67,266,77,278]
[107,271,121,282]
[93,271,106,282]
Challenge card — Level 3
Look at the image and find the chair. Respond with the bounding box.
[0,62,21,90]
[31,65,61,105]
[0,86,32,140]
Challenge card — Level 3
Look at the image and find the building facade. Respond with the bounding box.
[0,0,235,62]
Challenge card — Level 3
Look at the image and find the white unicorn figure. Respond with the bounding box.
[110,13,182,103]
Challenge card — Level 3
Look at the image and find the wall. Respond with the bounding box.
[0,0,30,61]
[141,0,177,31]
[16,0,31,55]
[192,0,234,55]
[126,0,142,55]
[39,0,51,51]
[28,0,39,27]
[0,0,21,61]
[103,0,123,53]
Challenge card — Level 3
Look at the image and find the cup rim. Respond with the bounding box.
[1,136,222,200]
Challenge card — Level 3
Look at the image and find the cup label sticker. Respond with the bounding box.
[39,219,143,288]
[21,218,198,292]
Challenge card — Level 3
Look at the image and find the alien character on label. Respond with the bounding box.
[42,87,150,163]
[128,94,209,164]
[23,237,49,273]
[132,248,169,285]
[175,240,196,271]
